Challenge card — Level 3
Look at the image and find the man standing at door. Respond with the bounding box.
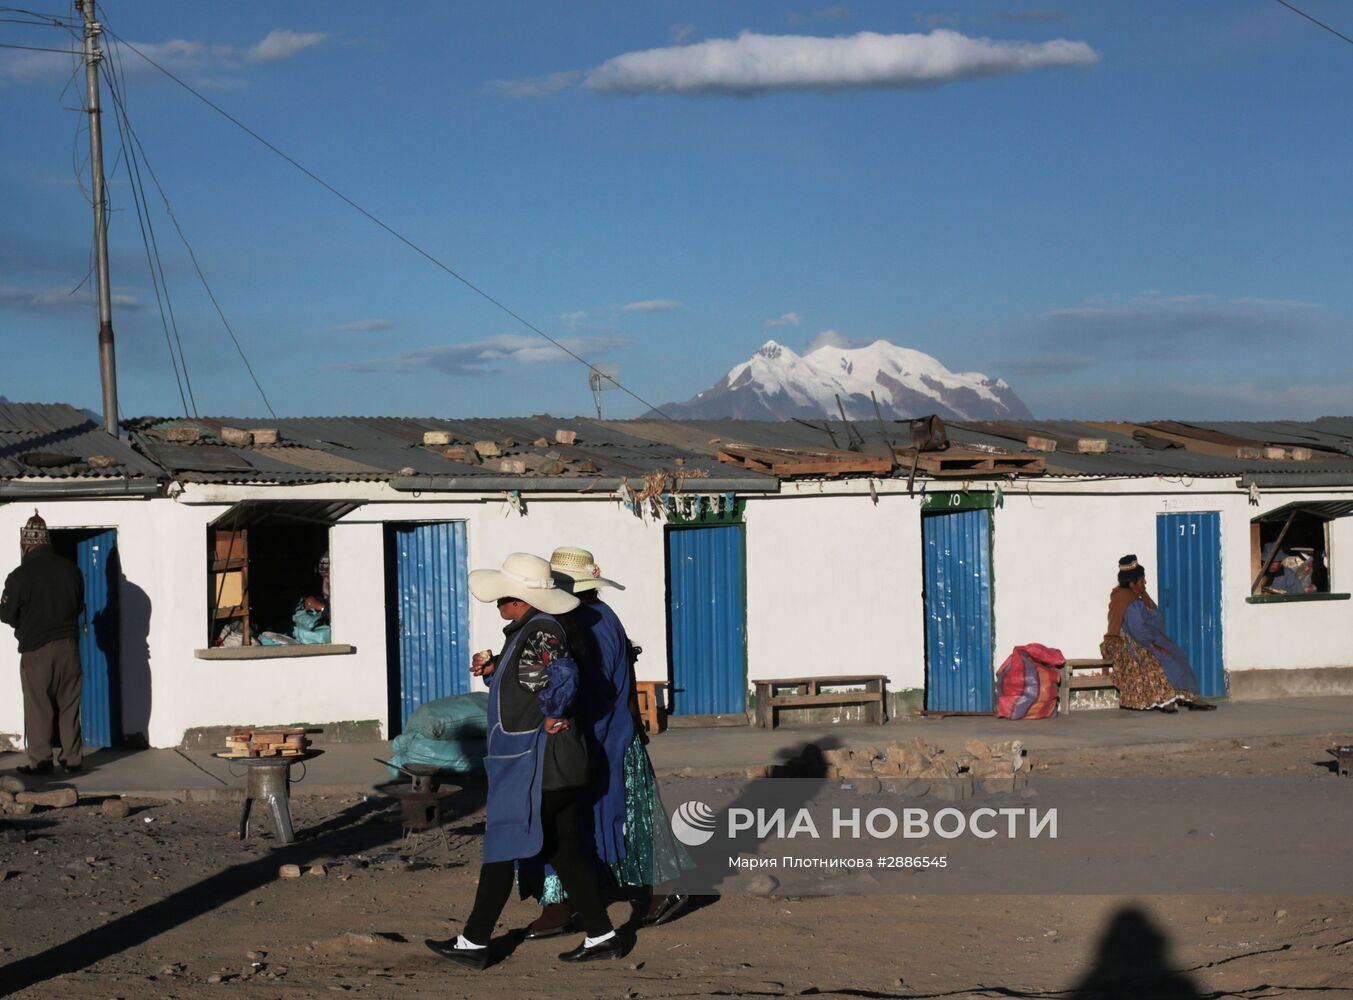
[0,511,85,775]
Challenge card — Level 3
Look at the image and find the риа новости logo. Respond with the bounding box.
[671,800,717,846]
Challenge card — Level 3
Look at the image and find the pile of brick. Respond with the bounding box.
[752,737,1037,794]
[220,727,313,758]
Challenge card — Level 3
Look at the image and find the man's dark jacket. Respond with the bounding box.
[0,546,84,653]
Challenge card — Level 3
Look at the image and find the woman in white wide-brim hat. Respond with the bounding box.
[518,546,695,940]
[426,553,623,968]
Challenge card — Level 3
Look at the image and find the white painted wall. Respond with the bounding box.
[744,489,926,691]
[6,477,1352,751]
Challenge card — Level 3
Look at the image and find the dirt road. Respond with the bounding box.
[2,734,1351,999]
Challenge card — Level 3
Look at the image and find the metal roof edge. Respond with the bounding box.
[1237,473,1353,488]
[0,477,160,499]
[388,474,778,494]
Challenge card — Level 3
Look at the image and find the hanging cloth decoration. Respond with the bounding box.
[723,491,735,514]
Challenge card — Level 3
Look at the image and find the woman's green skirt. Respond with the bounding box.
[532,733,692,904]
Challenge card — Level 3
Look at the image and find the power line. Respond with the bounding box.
[102,34,274,418]
[1272,0,1353,47]
[101,37,195,416]
[0,40,75,52]
[100,26,672,421]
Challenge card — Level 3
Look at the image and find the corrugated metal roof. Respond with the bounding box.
[113,413,1353,487]
[0,402,162,482]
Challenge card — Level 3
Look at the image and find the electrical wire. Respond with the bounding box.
[101,39,195,416]
[1271,0,1353,47]
[0,40,74,52]
[101,25,673,421]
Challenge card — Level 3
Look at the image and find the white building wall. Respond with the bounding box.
[7,477,1353,751]
[744,490,926,692]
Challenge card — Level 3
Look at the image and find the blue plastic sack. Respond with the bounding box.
[291,607,332,645]
[387,692,491,777]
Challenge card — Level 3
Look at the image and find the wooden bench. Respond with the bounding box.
[1059,658,1118,714]
[634,680,667,734]
[752,675,887,729]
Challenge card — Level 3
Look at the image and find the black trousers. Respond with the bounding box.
[464,787,613,943]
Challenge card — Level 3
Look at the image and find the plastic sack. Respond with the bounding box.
[388,733,486,776]
[995,643,1064,720]
[387,692,491,777]
[291,607,332,645]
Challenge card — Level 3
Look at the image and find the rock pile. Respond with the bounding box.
[751,737,1036,793]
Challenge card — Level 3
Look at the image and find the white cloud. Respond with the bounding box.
[1231,296,1317,309]
[330,319,394,333]
[1042,292,1317,343]
[806,328,852,351]
[485,70,580,98]
[765,311,802,327]
[672,24,697,44]
[585,29,1098,95]
[247,29,328,63]
[335,334,625,376]
[617,299,682,313]
[560,310,588,329]
[0,285,143,312]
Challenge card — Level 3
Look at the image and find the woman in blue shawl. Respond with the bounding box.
[425,553,624,970]
[1115,561,1216,712]
[518,547,694,938]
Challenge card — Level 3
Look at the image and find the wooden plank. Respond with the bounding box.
[766,692,884,707]
[755,674,887,686]
[718,445,892,476]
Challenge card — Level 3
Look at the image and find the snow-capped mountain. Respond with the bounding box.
[648,340,1031,422]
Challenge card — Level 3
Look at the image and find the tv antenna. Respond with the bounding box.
[589,364,620,418]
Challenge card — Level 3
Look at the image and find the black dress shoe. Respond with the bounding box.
[16,762,52,776]
[425,938,489,970]
[559,933,625,962]
[642,893,693,927]
[1184,700,1217,711]
[1155,705,1178,714]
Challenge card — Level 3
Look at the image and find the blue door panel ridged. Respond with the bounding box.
[77,529,119,748]
[922,510,994,712]
[393,522,469,726]
[667,525,746,716]
[1156,512,1225,697]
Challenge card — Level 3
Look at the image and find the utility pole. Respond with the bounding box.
[78,0,119,436]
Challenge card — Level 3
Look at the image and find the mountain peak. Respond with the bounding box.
[650,339,1032,422]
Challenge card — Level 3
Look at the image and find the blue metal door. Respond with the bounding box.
[388,522,469,731]
[76,529,120,748]
[922,509,994,712]
[1156,512,1225,697]
[666,525,746,715]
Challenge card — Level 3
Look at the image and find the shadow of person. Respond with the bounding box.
[1069,906,1204,1000]
[0,791,477,997]
[112,565,152,748]
[659,736,843,908]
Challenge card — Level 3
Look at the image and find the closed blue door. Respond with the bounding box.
[666,525,746,715]
[76,529,120,748]
[922,510,994,712]
[388,522,469,732]
[1156,512,1225,697]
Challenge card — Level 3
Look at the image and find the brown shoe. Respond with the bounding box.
[524,902,575,940]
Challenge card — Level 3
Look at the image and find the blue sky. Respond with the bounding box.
[3,1,1352,421]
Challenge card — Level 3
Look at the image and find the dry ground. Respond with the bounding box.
[2,734,1352,1000]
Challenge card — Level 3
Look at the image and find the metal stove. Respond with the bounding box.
[375,761,461,859]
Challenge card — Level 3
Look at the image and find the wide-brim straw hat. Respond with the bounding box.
[549,546,624,593]
[468,552,579,615]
